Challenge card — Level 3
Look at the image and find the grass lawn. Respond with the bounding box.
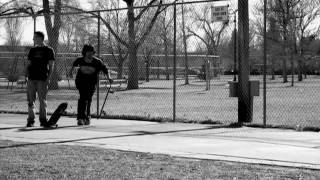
[1,75,320,128]
[0,140,319,180]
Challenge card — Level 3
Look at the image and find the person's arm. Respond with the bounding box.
[25,48,33,82]
[46,60,54,84]
[46,48,55,84]
[25,61,31,82]
[69,58,80,77]
[99,60,113,83]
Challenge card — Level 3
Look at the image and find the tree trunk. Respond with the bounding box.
[290,52,294,86]
[48,36,59,90]
[282,40,288,83]
[297,58,303,81]
[303,62,307,79]
[117,59,124,79]
[127,3,139,89]
[127,47,139,89]
[43,0,61,90]
[271,55,275,80]
[282,58,288,83]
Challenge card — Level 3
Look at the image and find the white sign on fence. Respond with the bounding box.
[211,5,229,22]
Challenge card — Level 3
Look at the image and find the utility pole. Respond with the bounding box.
[238,0,251,124]
[232,10,238,82]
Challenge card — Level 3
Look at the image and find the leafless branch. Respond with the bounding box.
[63,5,129,48]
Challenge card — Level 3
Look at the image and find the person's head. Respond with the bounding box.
[33,31,45,45]
[82,44,95,58]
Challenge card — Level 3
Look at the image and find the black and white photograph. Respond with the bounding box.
[0,0,320,179]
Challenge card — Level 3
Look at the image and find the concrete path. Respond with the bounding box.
[1,113,320,170]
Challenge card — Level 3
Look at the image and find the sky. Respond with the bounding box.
[0,0,258,46]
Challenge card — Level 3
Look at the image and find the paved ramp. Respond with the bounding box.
[1,113,320,170]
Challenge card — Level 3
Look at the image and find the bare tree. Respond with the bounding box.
[188,6,228,56]
[99,0,128,79]
[295,0,320,81]
[4,17,23,51]
[270,0,302,83]
[60,0,81,52]
[159,7,174,80]
[267,16,282,80]
[253,0,310,83]
[4,14,24,83]
[187,5,228,78]
[67,0,175,89]
[122,0,177,89]
[140,19,162,82]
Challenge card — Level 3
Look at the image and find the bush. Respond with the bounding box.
[7,75,19,82]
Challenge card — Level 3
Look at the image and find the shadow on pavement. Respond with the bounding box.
[17,125,80,131]
[0,124,234,149]
[0,126,25,130]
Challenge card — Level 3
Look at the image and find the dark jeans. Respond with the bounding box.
[27,80,48,122]
[76,83,96,120]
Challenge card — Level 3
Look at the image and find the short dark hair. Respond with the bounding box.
[82,44,95,56]
[34,31,45,40]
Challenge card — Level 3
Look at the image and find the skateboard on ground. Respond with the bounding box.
[47,102,68,128]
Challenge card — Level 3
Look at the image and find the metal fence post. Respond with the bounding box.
[233,11,237,82]
[206,59,210,91]
[263,0,267,126]
[173,2,177,122]
[97,11,101,116]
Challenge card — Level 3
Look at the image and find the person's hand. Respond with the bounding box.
[45,78,50,85]
[109,78,113,84]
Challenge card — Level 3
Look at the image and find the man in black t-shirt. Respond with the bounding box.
[25,31,55,127]
[70,44,112,125]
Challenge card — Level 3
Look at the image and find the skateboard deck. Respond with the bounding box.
[47,102,68,127]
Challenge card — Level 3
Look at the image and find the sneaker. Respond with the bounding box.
[26,120,35,127]
[77,119,85,126]
[40,119,48,127]
[84,119,91,125]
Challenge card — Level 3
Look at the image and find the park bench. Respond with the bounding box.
[17,79,26,88]
[100,78,128,87]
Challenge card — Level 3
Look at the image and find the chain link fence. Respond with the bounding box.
[0,0,320,129]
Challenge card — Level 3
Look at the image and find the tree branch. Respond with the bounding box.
[100,17,129,48]
[63,5,129,48]
[215,22,227,48]
[134,0,157,21]
[187,28,210,49]
[136,0,164,48]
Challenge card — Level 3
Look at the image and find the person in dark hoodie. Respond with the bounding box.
[70,44,113,125]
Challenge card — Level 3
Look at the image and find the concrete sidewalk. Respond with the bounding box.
[1,113,320,170]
